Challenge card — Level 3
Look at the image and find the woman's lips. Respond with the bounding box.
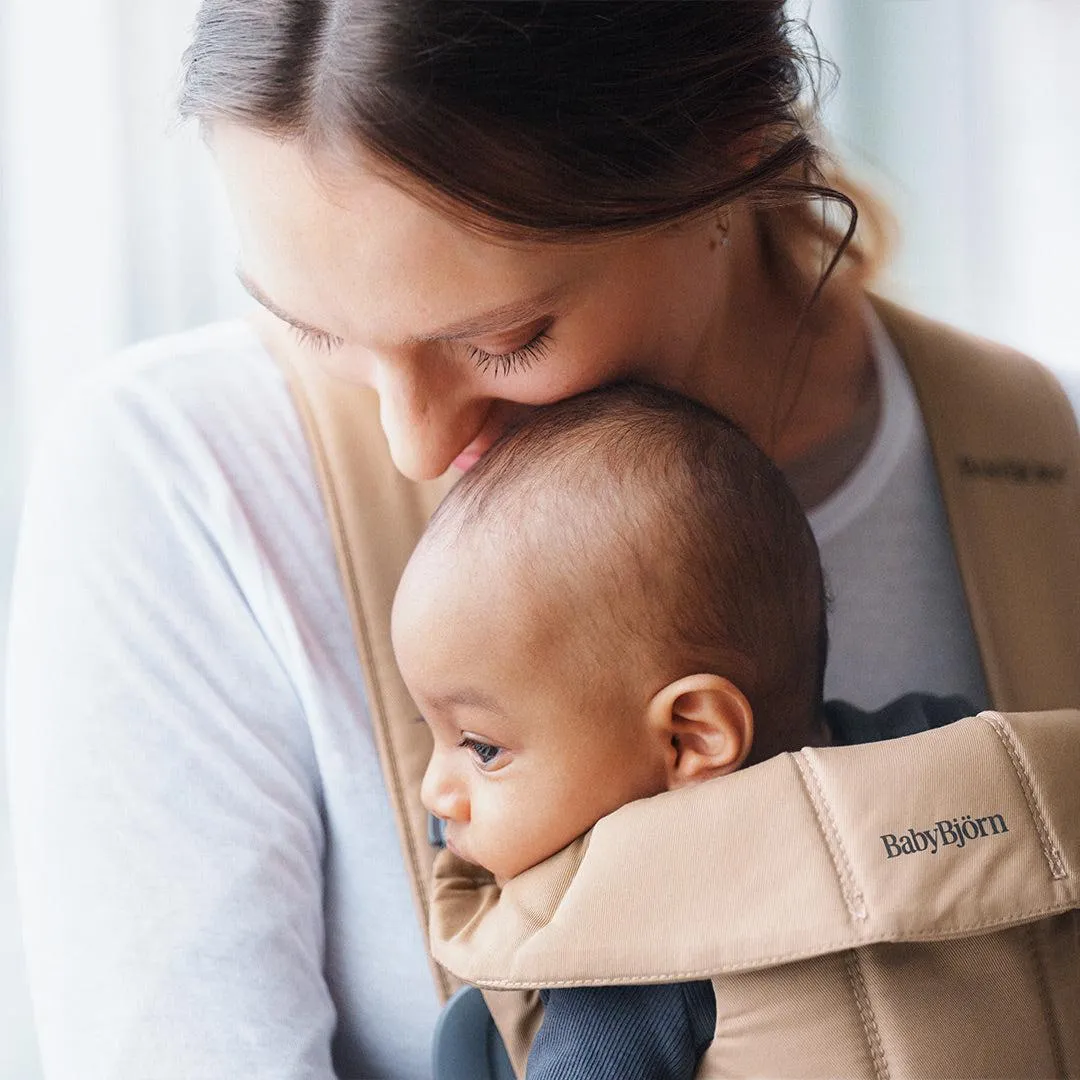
[452,431,500,471]
[451,402,537,472]
[452,448,484,472]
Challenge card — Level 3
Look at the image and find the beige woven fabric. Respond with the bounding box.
[432,710,1080,1077]
[874,297,1080,713]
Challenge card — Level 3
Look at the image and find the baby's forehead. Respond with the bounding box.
[420,491,673,642]
[400,522,638,689]
[410,520,568,607]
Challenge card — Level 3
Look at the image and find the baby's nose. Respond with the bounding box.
[420,754,470,823]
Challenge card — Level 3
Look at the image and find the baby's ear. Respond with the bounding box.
[647,674,754,790]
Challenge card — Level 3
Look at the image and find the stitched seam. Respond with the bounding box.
[982,713,1067,880]
[793,752,867,919]
[1025,924,1068,1078]
[456,898,1080,987]
[844,950,891,1080]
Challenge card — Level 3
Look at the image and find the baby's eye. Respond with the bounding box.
[460,736,505,770]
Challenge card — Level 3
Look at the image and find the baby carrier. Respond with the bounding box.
[278,297,1080,1078]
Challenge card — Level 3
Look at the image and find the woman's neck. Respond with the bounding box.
[692,210,879,510]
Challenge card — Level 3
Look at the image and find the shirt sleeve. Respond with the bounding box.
[526,982,715,1080]
[6,374,338,1078]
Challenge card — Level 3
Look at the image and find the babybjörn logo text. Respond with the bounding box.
[880,814,1008,859]
[958,455,1065,484]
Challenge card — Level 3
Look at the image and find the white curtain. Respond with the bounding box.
[0,4,243,1075]
[810,0,1080,372]
[2,3,1078,1076]
[1,0,245,461]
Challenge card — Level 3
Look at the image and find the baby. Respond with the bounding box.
[391,382,834,1078]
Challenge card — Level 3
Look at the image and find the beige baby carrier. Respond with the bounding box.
[277,297,1080,1078]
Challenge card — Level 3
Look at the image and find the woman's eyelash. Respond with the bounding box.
[467,330,551,378]
[290,324,344,354]
[289,323,551,370]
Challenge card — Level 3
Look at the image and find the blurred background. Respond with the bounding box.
[2,1,1079,1075]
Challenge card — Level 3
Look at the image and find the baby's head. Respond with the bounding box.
[392,383,827,882]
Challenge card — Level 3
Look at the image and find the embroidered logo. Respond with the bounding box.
[958,455,1065,484]
[880,814,1008,858]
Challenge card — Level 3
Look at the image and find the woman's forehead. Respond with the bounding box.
[212,122,602,344]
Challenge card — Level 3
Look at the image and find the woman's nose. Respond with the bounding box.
[420,754,470,824]
[372,356,486,481]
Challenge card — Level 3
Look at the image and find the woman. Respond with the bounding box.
[8,4,1076,1080]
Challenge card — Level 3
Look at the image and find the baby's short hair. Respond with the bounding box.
[425,383,827,760]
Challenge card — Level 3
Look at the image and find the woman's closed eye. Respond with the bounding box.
[467,328,551,379]
[290,323,345,354]
[286,316,551,374]
[459,735,508,770]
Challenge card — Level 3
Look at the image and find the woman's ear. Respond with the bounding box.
[647,674,754,790]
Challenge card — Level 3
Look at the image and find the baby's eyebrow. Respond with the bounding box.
[429,689,505,715]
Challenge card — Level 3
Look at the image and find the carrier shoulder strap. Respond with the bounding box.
[870,295,1080,710]
[272,340,459,1001]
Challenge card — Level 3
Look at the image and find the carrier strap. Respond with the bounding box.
[273,343,458,1001]
[872,296,1080,710]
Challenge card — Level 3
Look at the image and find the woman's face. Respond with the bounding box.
[213,124,736,480]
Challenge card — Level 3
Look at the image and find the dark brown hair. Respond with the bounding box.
[424,383,828,761]
[179,1,887,290]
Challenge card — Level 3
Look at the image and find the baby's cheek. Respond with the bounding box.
[537,775,612,851]
[472,789,539,876]
[493,788,575,876]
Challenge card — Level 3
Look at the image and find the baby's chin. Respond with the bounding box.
[477,852,546,887]
[487,845,578,886]
[445,837,516,884]
[485,858,530,887]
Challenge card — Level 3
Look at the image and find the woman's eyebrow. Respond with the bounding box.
[237,266,562,344]
[404,287,565,344]
[235,268,337,339]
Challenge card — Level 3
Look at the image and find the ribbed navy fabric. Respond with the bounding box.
[823,692,973,745]
[522,694,972,1079]
[529,982,714,1080]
